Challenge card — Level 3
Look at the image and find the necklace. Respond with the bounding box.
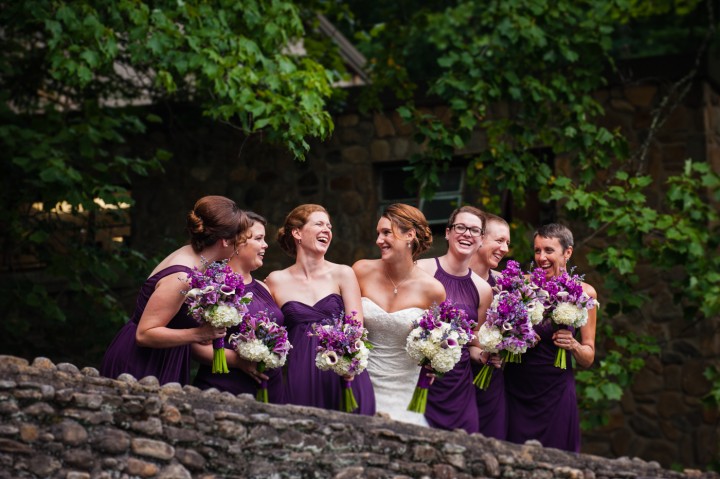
[384,264,415,295]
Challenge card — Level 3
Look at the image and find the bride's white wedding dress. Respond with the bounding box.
[362,297,429,427]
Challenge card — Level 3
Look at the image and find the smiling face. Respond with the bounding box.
[295,211,332,254]
[232,221,267,274]
[376,216,412,260]
[534,235,572,278]
[477,221,510,269]
[446,211,484,258]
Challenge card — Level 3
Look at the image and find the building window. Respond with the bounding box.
[377,163,465,226]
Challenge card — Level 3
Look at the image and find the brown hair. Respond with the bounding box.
[277,204,329,256]
[186,196,250,253]
[534,223,574,251]
[446,205,486,233]
[236,211,268,246]
[382,203,433,260]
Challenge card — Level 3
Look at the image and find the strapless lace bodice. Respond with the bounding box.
[362,297,428,426]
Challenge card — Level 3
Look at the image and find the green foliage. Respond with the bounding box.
[575,324,660,429]
[340,0,719,433]
[0,0,337,364]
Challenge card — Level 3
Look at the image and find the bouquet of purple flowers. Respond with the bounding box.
[183,259,253,373]
[543,269,598,369]
[229,309,291,402]
[405,300,476,413]
[473,261,546,390]
[310,310,371,413]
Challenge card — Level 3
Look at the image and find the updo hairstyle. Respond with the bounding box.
[186,196,251,253]
[277,204,329,257]
[236,211,268,246]
[382,203,433,260]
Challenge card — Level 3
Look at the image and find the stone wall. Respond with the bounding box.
[1,355,716,479]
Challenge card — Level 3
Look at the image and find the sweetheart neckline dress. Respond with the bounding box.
[362,297,429,426]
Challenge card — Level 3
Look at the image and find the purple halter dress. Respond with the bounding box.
[281,294,376,415]
[470,271,508,439]
[100,265,195,385]
[504,318,580,451]
[193,279,286,403]
[424,258,480,434]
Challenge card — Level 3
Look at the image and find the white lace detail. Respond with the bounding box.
[362,297,429,427]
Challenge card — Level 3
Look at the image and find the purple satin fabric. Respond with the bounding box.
[281,294,375,415]
[473,270,508,440]
[424,258,479,434]
[100,265,195,385]
[504,319,580,452]
[193,279,286,403]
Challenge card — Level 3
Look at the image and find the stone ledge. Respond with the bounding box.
[0,355,716,479]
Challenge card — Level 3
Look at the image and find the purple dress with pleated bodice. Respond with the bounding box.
[193,279,286,403]
[424,258,479,434]
[100,265,196,385]
[504,319,580,451]
[471,271,508,439]
[281,294,376,415]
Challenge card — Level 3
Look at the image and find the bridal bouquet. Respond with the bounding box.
[544,269,598,369]
[184,259,253,373]
[229,309,291,402]
[310,310,371,412]
[406,300,475,413]
[474,261,546,390]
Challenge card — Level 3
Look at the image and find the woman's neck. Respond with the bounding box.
[441,251,471,276]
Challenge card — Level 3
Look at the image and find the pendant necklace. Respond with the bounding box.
[385,264,415,295]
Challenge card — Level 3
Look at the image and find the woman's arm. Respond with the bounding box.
[338,264,364,323]
[136,274,226,348]
[552,282,597,368]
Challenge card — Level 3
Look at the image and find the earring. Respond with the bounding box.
[407,241,411,248]
[298,239,302,245]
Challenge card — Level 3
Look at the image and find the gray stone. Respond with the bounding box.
[131,417,164,436]
[127,457,160,477]
[175,448,206,470]
[27,454,61,476]
[158,463,192,479]
[60,420,88,446]
[31,357,56,370]
[132,437,175,460]
[63,448,95,470]
[92,428,130,454]
[56,362,81,374]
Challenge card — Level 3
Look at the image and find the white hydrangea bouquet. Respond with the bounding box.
[544,269,598,369]
[183,259,252,373]
[406,300,475,413]
[310,310,371,412]
[229,309,291,402]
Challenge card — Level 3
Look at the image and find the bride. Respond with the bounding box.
[352,204,446,426]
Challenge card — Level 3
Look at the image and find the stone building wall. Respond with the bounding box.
[123,79,720,469]
[1,355,717,479]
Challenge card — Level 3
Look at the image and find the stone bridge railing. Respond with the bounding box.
[0,355,716,479]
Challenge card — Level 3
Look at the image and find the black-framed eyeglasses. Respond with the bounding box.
[449,224,484,237]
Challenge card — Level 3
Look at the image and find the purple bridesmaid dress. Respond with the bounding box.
[470,271,508,439]
[100,265,196,385]
[424,258,480,434]
[193,279,286,403]
[281,294,376,415]
[504,320,580,452]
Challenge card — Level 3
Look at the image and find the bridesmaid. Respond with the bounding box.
[100,196,250,385]
[469,212,511,439]
[416,206,493,434]
[265,204,375,415]
[504,223,598,452]
[192,212,285,403]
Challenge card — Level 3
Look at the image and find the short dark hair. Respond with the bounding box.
[534,223,574,251]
